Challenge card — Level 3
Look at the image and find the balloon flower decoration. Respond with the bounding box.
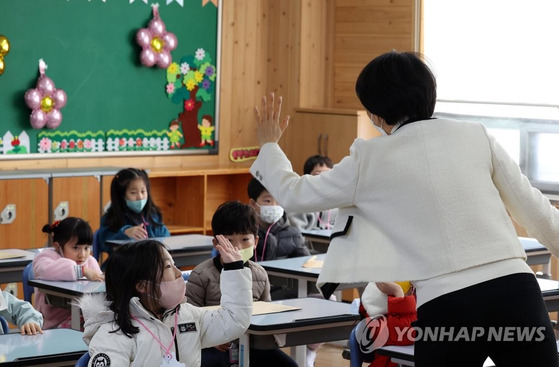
[136,3,177,68]
[0,35,10,75]
[24,59,67,129]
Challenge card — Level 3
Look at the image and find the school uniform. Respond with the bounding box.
[80,267,252,367]
[33,248,102,329]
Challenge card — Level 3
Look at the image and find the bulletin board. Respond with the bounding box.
[0,0,220,157]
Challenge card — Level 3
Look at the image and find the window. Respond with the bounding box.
[423,1,559,193]
[423,0,559,112]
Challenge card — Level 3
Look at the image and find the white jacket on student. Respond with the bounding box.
[250,118,559,294]
[79,268,252,367]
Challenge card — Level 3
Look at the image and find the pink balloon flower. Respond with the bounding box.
[24,59,67,129]
[136,4,177,69]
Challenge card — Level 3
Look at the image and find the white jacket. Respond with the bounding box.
[251,119,559,291]
[79,268,252,367]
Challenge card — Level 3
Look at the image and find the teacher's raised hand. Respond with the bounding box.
[254,92,290,146]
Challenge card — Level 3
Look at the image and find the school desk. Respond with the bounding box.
[27,279,105,331]
[298,232,552,276]
[519,236,552,277]
[375,339,559,366]
[258,254,366,298]
[0,328,87,366]
[0,249,36,283]
[105,234,213,268]
[239,297,359,367]
[299,228,332,253]
[375,345,498,367]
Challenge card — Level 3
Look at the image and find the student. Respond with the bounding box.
[97,168,170,265]
[358,282,417,367]
[287,155,338,231]
[33,217,103,330]
[0,291,43,335]
[247,177,309,261]
[251,51,559,366]
[79,238,252,366]
[185,201,297,367]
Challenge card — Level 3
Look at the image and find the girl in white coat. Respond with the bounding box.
[79,237,252,367]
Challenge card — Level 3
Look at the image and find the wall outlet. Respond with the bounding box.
[3,283,17,297]
[53,201,69,221]
[0,204,16,224]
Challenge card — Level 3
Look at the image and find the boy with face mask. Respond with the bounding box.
[247,178,309,263]
[185,201,297,367]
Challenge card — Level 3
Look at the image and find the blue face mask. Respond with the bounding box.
[125,199,147,213]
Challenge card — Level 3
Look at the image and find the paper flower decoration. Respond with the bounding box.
[136,3,177,68]
[0,35,10,76]
[24,59,67,129]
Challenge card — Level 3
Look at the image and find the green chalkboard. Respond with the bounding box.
[0,0,220,156]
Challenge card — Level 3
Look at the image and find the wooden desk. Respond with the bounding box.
[240,297,359,367]
[0,328,87,366]
[105,234,213,268]
[28,279,105,331]
[0,249,35,283]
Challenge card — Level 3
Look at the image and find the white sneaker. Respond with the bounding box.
[306,348,317,367]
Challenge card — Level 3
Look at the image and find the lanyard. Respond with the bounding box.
[258,222,275,262]
[132,312,178,361]
[316,210,331,229]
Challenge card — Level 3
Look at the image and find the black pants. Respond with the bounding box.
[414,273,558,367]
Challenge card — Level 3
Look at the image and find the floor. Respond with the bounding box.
[281,342,348,367]
[315,343,348,367]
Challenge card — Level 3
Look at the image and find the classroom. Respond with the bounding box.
[1,0,559,366]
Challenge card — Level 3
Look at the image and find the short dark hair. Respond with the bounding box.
[211,201,258,236]
[303,155,333,175]
[105,239,166,337]
[42,217,93,247]
[355,50,437,125]
[247,177,267,201]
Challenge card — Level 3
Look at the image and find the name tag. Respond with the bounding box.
[177,323,196,333]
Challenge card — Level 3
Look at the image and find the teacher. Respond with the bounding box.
[250,50,559,366]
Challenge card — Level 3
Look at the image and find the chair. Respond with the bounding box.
[0,315,9,334]
[22,262,34,303]
[348,323,376,367]
[75,352,90,367]
[92,229,100,262]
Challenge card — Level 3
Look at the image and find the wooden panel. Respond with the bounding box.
[299,0,334,108]
[52,177,101,230]
[218,0,268,166]
[280,109,379,174]
[205,173,253,230]
[149,175,205,234]
[331,0,416,110]
[0,179,48,249]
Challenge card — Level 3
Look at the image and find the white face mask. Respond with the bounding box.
[157,276,186,310]
[239,246,254,263]
[258,204,284,224]
[370,114,387,136]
